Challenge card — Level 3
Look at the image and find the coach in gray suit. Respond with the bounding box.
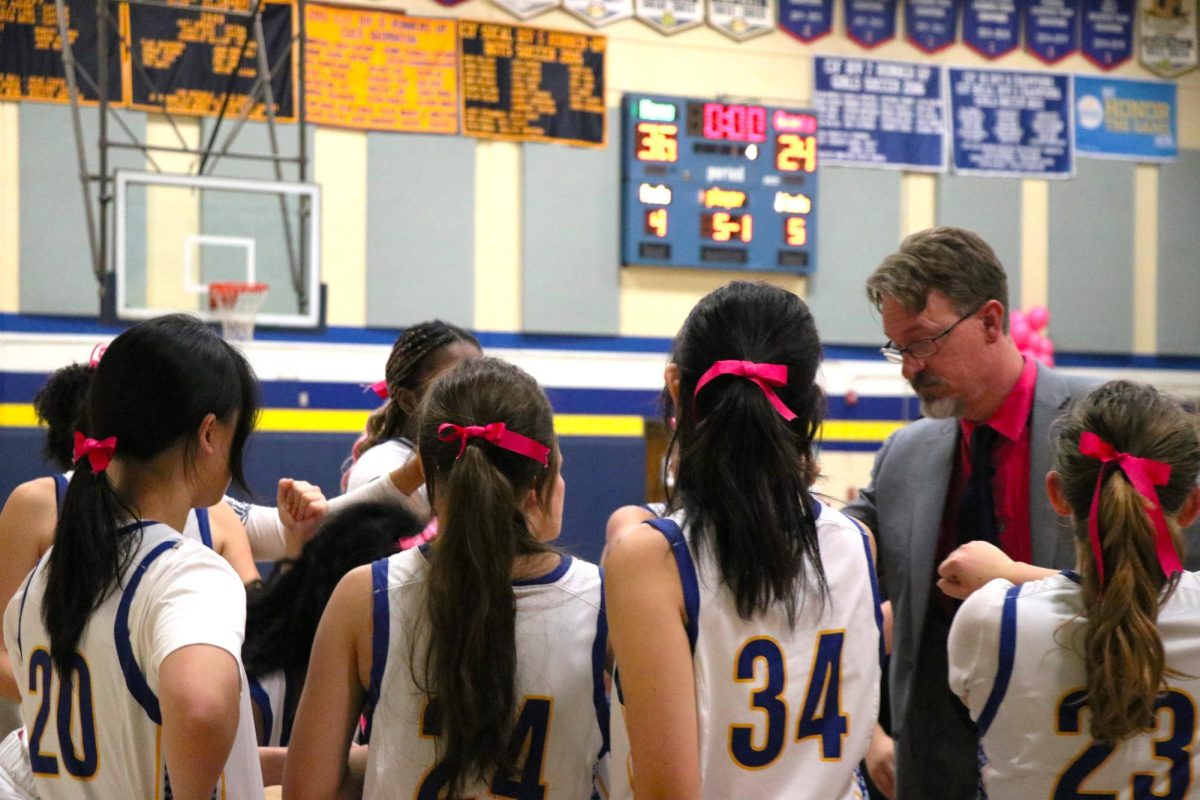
[844,228,1096,800]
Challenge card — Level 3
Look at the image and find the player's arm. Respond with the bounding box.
[937,541,1056,600]
[207,499,260,584]
[282,565,373,800]
[159,644,243,800]
[0,479,58,702]
[601,505,657,568]
[605,523,700,800]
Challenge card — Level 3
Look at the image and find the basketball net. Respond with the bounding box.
[208,282,269,342]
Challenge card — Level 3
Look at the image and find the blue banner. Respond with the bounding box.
[779,0,834,40]
[1081,0,1133,68]
[1025,0,1079,63]
[845,0,898,47]
[963,0,1021,58]
[905,0,957,53]
[949,67,1072,176]
[813,56,946,170]
[1075,75,1176,161]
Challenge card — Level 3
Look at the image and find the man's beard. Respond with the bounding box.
[912,376,965,419]
[918,395,965,419]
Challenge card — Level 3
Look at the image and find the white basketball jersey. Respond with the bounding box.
[609,500,883,800]
[2,522,263,799]
[248,670,292,747]
[362,548,607,800]
[950,570,1200,800]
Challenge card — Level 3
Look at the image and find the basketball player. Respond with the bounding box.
[283,358,607,799]
[3,315,264,799]
[606,281,883,799]
[947,381,1200,798]
[0,360,259,706]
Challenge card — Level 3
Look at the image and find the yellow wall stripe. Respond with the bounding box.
[0,404,38,427]
[819,420,907,442]
[0,402,906,444]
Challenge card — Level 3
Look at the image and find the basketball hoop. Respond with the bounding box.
[208,282,269,342]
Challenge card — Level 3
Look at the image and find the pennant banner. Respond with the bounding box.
[1075,75,1176,161]
[963,0,1021,58]
[492,0,562,20]
[636,0,705,33]
[845,0,898,47]
[707,0,776,40]
[905,0,957,53]
[813,56,946,171]
[779,0,834,41]
[1025,0,1080,62]
[564,0,635,25]
[1138,0,1198,78]
[1081,0,1134,69]
[949,67,1073,177]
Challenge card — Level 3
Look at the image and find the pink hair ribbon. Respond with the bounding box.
[88,343,107,368]
[693,360,797,422]
[73,432,117,473]
[1079,431,1182,587]
[437,422,550,467]
[365,380,389,399]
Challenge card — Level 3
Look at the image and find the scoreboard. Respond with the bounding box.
[620,93,819,274]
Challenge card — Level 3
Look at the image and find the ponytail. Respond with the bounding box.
[1051,380,1200,744]
[356,399,406,460]
[673,377,824,624]
[45,462,140,679]
[416,357,556,796]
[1079,475,1179,743]
[668,281,828,625]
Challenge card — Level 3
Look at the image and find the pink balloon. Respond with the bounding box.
[1038,337,1055,356]
[1010,308,1027,329]
[1027,305,1049,331]
[1010,316,1030,348]
[1042,353,1055,367]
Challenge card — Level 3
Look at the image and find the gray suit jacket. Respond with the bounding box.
[843,362,1096,749]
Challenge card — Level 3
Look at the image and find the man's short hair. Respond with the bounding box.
[866,227,1009,330]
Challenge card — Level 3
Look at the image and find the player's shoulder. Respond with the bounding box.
[138,524,241,587]
[544,555,603,609]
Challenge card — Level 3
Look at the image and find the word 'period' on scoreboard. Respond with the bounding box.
[620,93,819,274]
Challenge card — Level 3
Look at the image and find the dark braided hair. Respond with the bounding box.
[33,363,93,471]
[353,321,480,461]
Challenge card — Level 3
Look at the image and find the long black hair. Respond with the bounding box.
[43,314,259,678]
[243,501,420,679]
[33,362,93,472]
[417,357,559,797]
[668,281,827,624]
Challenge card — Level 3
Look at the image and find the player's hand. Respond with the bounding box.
[865,725,896,800]
[277,478,328,559]
[937,541,1014,600]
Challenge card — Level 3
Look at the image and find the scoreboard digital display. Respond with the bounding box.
[621,93,819,274]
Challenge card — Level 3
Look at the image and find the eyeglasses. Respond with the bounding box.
[880,303,985,364]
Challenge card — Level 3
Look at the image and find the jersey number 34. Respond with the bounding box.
[729,631,848,769]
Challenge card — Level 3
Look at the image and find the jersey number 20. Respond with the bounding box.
[729,631,848,769]
[27,648,99,778]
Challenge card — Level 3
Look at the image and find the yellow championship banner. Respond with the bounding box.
[304,3,459,134]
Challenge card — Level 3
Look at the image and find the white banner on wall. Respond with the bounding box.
[707,0,776,39]
[636,0,705,33]
[564,0,635,26]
